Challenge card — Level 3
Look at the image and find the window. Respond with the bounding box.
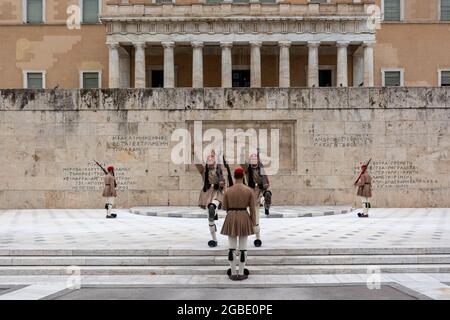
[382,69,404,87]
[383,0,402,21]
[25,0,44,24]
[82,0,99,23]
[439,70,450,87]
[309,0,329,3]
[24,71,45,89]
[80,71,101,89]
[319,70,332,87]
[151,70,164,88]
[441,0,450,21]
[232,70,250,88]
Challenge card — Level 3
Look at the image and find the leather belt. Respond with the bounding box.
[227,208,247,212]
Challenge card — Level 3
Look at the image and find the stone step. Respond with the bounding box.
[2,254,450,266]
[2,247,450,257]
[1,264,450,276]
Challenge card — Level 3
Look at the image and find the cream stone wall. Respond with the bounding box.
[0,88,449,209]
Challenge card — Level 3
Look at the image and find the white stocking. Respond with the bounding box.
[361,197,369,215]
[228,236,238,276]
[238,236,248,275]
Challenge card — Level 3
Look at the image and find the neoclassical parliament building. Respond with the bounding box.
[1,0,450,89]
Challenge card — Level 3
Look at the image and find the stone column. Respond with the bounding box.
[108,42,120,88]
[307,41,320,87]
[192,41,204,88]
[279,41,291,88]
[363,41,375,87]
[336,41,349,87]
[353,51,364,87]
[162,41,175,88]
[221,42,233,88]
[250,41,262,88]
[134,42,146,88]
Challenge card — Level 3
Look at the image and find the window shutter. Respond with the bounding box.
[27,0,43,23]
[384,71,401,87]
[27,73,43,89]
[441,71,450,87]
[442,0,450,21]
[83,0,99,23]
[384,0,401,21]
[83,73,99,89]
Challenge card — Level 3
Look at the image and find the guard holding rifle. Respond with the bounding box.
[241,150,272,247]
[95,161,118,219]
[196,150,233,247]
[354,159,372,218]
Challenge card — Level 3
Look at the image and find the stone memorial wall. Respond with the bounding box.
[0,88,449,208]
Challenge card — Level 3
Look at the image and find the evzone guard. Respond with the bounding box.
[196,150,233,247]
[95,161,118,219]
[221,167,256,281]
[354,159,372,218]
[241,151,272,247]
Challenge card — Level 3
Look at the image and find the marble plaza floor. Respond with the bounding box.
[0,207,449,250]
[0,207,449,300]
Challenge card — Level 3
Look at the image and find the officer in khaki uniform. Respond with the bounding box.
[196,151,227,247]
[221,167,256,281]
[102,166,117,219]
[355,163,372,218]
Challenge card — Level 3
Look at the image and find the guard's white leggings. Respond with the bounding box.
[228,236,248,276]
[106,197,115,215]
[361,197,369,215]
[208,200,221,242]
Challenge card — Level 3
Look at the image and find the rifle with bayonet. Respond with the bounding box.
[257,148,269,188]
[354,158,372,185]
[223,155,233,187]
[94,160,117,188]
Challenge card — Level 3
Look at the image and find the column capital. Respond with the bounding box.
[161,41,175,49]
[307,41,320,48]
[250,41,263,47]
[279,41,292,47]
[336,41,350,48]
[191,41,204,48]
[107,42,120,49]
[220,42,233,48]
[363,41,376,48]
[133,41,146,49]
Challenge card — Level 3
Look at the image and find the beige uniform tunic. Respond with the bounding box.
[197,167,225,208]
[102,174,117,198]
[220,182,256,237]
[356,172,372,198]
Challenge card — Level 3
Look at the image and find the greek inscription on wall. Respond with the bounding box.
[314,135,372,148]
[354,161,438,188]
[63,163,137,192]
[107,135,169,154]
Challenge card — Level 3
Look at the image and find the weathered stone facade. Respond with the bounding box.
[0,88,449,209]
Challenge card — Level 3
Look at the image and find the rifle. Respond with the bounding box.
[354,158,372,185]
[94,160,117,188]
[94,160,108,175]
[256,148,269,187]
[223,155,233,187]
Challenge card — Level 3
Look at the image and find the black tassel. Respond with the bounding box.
[240,250,246,263]
[228,249,234,261]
